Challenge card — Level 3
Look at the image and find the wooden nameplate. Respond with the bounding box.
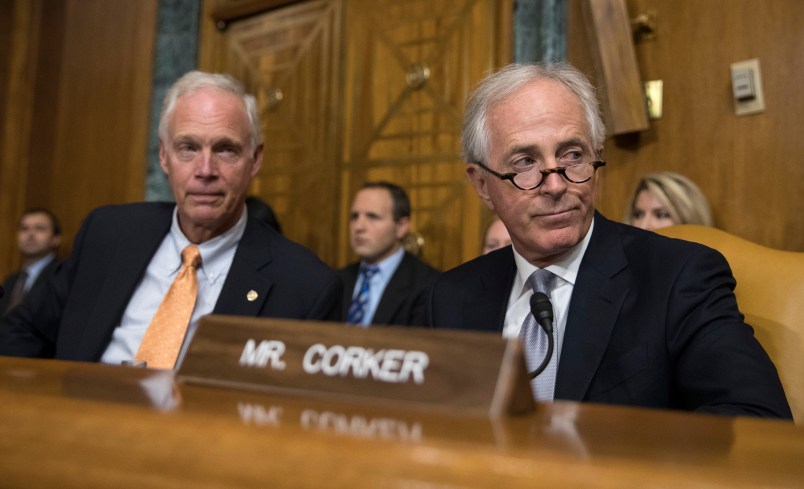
[177,315,535,417]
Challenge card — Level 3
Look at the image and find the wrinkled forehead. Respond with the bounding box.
[170,89,250,132]
[486,80,592,151]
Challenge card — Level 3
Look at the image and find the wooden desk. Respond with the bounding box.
[1,356,802,488]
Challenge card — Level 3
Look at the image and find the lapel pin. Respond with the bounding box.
[247,290,258,302]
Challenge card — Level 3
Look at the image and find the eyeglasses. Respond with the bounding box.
[473,160,606,191]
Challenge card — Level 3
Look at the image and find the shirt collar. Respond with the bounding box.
[167,205,247,283]
[23,252,56,277]
[362,245,405,281]
[511,218,595,298]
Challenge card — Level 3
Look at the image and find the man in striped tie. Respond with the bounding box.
[339,182,438,327]
[427,62,791,419]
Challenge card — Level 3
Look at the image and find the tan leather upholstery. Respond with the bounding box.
[657,225,804,423]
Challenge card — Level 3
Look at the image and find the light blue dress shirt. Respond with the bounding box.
[100,206,247,366]
[351,246,405,327]
[20,253,56,292]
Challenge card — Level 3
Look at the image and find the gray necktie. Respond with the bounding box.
[5,269,29,312]
[520,268,557,401]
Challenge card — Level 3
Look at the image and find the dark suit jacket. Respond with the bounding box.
[427,212,792,419]
[339,251,439,327]
[0,203,342,361]
[0,258,60,315]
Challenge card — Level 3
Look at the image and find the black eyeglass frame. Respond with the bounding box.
[473,160,606,191]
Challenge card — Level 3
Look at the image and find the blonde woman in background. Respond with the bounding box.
[625,172,713,231]
[482,216,512,254]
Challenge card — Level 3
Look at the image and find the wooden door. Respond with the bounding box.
[200,0,512,269]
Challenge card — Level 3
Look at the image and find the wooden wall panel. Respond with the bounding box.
[568,0,804,251]
[49,0,157,255]
[339,0,512,269]
[0,0,43,275]
[0,0,157,277]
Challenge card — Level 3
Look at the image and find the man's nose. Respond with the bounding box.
[636,216,655,231]
[196,150,218,176]
[538,165,568,194]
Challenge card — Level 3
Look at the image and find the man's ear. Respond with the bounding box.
[159,140,169,174]
[466,164,495,211]
[395,216,411,240]
[250,144,264,177]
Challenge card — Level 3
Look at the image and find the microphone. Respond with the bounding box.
[528,291,554,379]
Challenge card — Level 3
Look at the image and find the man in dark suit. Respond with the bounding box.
[339,182,438,327]
[0,71,341,366]
[0,208,62,316]
[427,62,791,418]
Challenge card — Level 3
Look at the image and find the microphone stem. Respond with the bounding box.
[529,327,554,379]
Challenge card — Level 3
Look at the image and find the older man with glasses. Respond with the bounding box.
[427,62,791,419]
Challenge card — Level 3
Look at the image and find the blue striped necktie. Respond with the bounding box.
[346,265,379,325]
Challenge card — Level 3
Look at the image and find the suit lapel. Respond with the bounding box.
[371,253,413,324]
[32,260,59,289]
[79,209,172,358]
[555,214,630,401]
[214,219,273,315]
[464,249,516,332]
[339,264,359,320]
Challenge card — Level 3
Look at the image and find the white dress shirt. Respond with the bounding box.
[502,220,595,369]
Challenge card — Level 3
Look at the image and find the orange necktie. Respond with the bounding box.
[135,245,202,369]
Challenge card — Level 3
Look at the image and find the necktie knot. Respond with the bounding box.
[182,245,201,270]
[360,265,379,280]
[527,268,555,296]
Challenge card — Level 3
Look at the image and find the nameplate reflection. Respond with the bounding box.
[236,402,423,442]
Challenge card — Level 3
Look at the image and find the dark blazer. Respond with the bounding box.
[339,251,439,327]
[427,212,792,419]
[0,258,60,315]
[0,203,342,361]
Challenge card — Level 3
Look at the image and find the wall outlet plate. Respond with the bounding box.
[731,59,765,116]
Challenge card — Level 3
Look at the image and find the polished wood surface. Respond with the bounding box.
[1,356,802,488]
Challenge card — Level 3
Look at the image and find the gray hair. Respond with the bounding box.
[626,172,714,226]
[158,71,263,151]
[461,62,606,164]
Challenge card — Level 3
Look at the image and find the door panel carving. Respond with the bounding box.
[202,0,511,268]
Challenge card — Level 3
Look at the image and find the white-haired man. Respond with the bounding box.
[0,71,341,367]
[428,62,791,419]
